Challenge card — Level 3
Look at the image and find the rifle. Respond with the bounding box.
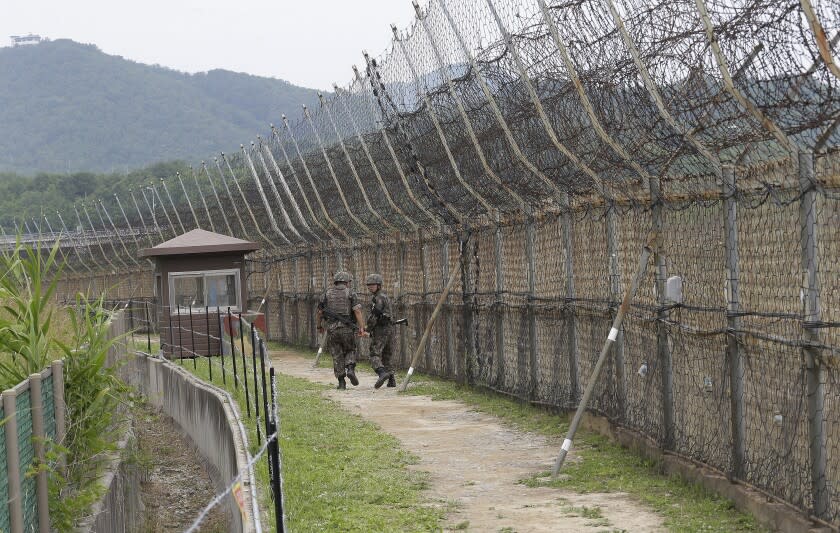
[321,309,359,329]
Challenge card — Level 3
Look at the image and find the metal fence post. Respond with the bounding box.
[375,236,382,274]
[29,374,49,533]
[651,175,674,449]
[251,325,261,444]
[722,165,745,480]
[460,229,475,385]
[798,152,828,519]
[293,256,300,343]
[606,202,626,421]
[525,211,539,400]
[419,230,431,371]
[239,312,251,418]
[228,308,239,391]
[442,232,455,378]
[561,195,579,405]
[278,263,287,343]
[494,216,506,389]
[50,360,66,474]
[3,388,24,533]
[397,233,408,367]
[308,249,316,348]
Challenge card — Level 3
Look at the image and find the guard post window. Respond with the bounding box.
[169,269,239,312]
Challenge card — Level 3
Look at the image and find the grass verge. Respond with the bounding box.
[275,341,765,533]
[162,344,443,532]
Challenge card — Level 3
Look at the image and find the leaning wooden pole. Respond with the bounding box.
[552,232,656,477]
[398,258,461,392]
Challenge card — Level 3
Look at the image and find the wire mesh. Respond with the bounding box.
[16,391,36,530]
[0,403,7,533]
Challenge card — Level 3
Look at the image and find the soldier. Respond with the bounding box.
[317,271,366,390]
[365,273,396,388]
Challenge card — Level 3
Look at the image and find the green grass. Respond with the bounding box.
[174,346,444,532]
[270,342,766,533]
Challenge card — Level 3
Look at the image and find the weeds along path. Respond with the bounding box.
[270,347,665,532]
[134,405,228,532]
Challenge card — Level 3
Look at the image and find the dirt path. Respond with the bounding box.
[271,348,665,533]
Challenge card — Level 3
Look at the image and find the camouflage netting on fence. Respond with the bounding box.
[37,0,840,525]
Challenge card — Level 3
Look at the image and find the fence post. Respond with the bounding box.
[561,194,578,405]
[278,267,286,343]
[798,152,828,518]
[205,306,212,381]
[336,247,344,271]
[494,216,506,389]
[606,202,626,421]
[292,256,299,343]
[3,388,24,533]
[419,230,431,371]
[217,306,227,385]
[308,249,316,348]
[51,360,66,473]
[268,367,285,532]
[250,326,261,445]
[375,236,382,274]
[29,373,49,533]
[651,175,674,449]
[722,165,745,480]
[525,210,539,400]
[397,233,407,367]
[228,308,239,391]
[239,312,251,418]
[442,232,455,378]
[460,229,475,385]
[350,239,358,291]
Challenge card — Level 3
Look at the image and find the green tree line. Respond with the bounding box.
[0,161,189,228]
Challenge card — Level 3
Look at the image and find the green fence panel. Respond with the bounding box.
[42,375,56,441]
[0,403,9,533]
[16,391,36,530]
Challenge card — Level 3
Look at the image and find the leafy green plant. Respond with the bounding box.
[0,239,131,530]
[48,293,132,530]
[0,239,62,387]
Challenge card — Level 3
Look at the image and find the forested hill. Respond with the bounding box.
[0,39,322,174]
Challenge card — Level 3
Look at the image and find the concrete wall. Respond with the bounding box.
[87,311,257,532]
[84,430,144,533]
[138,355,257,533]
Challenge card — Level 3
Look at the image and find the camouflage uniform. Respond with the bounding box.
[367,290,395,374]
[318,283,361,380]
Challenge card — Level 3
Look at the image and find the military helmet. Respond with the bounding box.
[365,273,383,286]
[334,271,352,284]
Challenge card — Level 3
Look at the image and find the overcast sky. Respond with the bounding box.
[1,0,420,91]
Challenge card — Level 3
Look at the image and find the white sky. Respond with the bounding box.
[0,0,420,91]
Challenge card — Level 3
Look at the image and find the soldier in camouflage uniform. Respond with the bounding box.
[317,271,366,390]
[365,273,397,388]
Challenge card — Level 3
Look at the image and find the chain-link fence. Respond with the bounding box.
[0,363,66,533]
[35,0,840,525]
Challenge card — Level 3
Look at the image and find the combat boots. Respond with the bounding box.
[387,374,396,387]
[374,367,393,389]
[345,363,359,386]
[337,376,347,390]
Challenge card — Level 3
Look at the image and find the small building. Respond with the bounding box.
[140,229,260,358]
[10,34,42,47]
